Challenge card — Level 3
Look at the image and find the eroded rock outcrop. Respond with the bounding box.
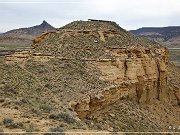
[3,20,180,121]
[72,46,179,119]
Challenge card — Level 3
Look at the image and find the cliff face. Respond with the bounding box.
[5,25,179,119]
[1,20,180,132]
[72,46,174,119]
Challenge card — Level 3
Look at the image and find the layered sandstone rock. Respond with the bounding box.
[3,20,180,121]
[71,46,174,119]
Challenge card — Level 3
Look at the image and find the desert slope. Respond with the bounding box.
[0,20,179,133]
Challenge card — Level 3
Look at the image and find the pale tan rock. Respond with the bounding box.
[109,113,115,117]
[71,47,180,119]
[4,29,179,121]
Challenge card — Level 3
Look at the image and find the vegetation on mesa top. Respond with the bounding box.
[61,20,125,31]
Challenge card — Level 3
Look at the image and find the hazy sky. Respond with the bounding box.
[0,0,180,32]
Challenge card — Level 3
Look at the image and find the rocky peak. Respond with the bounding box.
[39,20,53,29]
[2,20,55,37]
[42,20,48,24]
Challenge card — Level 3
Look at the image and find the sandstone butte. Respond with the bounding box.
[0,20,180,133]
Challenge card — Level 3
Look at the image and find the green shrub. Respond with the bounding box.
[3,118,23,129]
[20,98,30,104]
[31,108,41,116]
[25,124,39,132]
[49,114,56,119]
[49,112,76,124]
[4,85,17,94]
[3,118,13,125]
[44,83,51,89]
[7,122,23,129]
[44,127,64,135]
[39,103,52,113]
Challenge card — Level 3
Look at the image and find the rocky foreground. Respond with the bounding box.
[0,20,179,133]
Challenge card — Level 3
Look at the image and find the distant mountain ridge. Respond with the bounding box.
[130,26,180,48]
[3,20,55,37]
[0,20,55,46]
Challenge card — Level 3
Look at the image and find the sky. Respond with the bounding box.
[0,0,180,32]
